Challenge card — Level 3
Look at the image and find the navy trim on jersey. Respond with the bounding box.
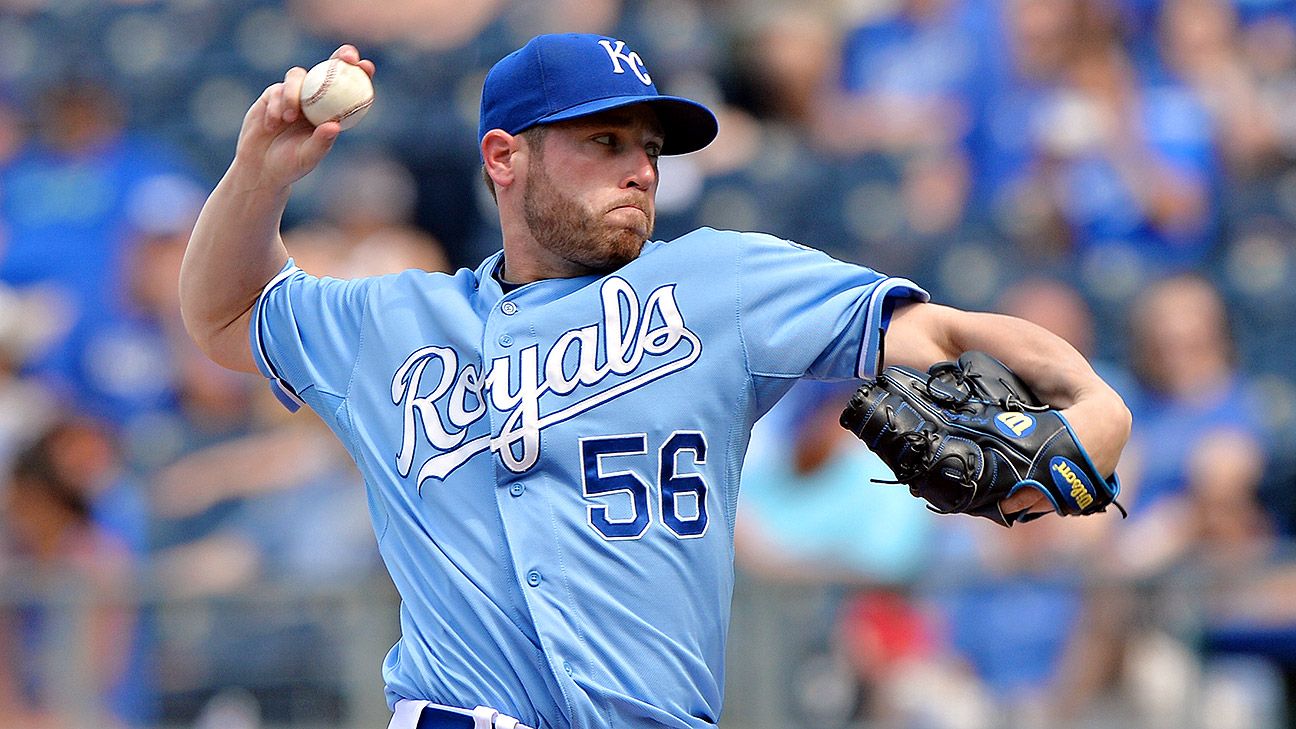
[856,277,929,379]
[251,261,307,413]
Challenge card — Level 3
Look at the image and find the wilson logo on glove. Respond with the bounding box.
[994,412,1036,438]
[1050,457,1095,509]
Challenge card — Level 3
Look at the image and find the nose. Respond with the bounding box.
[622,148,657,190]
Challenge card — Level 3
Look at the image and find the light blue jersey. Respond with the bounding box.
[250,227,928,729]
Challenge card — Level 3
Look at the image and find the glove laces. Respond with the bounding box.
[869,405,980,514]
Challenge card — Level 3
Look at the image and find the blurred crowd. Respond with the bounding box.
[3,0,1296,727]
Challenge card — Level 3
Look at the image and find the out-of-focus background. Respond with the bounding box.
[2,0,1296,727]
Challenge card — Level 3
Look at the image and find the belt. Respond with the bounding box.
[390,699,535,729]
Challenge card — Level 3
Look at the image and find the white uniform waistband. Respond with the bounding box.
[388,699,535,729]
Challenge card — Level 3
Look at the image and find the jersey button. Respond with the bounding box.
[498,334,514,347]
[501,301,518,316]
[563,661,574,676]
[509,483,525,497]
[526,570,542,587]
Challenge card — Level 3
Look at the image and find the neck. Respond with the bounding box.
[498,215,596,283]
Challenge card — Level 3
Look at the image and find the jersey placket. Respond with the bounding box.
[482,290,586,725]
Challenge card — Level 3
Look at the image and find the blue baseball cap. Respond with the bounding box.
[479,34,718,156]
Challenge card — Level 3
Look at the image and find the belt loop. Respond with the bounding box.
[392,700,430,729]
[471,705,498,729]
[472,704,526,729]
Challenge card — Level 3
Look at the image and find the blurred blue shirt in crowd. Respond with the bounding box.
[741,381,938,582]
[0,93,196,425]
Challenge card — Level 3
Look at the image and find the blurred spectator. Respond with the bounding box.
[0,440,136,728]
[1157,0,1282,179]
[299,150,452,278]
[0,284,65,472]
[1101,275,1284,729]
[1188,429,1274,568]
[29,418,149,559]
[119,200,259,466]
[929,518,1104,727]
[714,8,979,269]
[1239,10,1296,168]
[832,0,986,157]
[973,0,1086,205]
[1052,272,1282,728]
[144,387,377,724]
[996,276,1098,354]
[726,10,837,135]
[0,79,201,426]
[22,416,157,726]
[971,1,1216,271]
[1118,273,1269,572]
[1010,36,1216,266]
[737,380,939,583]
[833,590,990,729]
[816,0,987,252]
[737,380,943,727]
[151,407,375,595]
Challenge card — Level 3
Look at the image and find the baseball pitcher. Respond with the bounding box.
[180,34,1131,729]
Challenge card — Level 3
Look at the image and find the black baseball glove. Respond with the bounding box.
[839,351,1124,527]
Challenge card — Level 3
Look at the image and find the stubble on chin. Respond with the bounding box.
[523,166,651,275]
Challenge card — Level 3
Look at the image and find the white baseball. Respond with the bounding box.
[298,58,374,130]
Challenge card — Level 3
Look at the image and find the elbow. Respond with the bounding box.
[180,314,224,367]
[177,266,213,351]
[177,271,259,374]
[177,291,220,361]
[178,297,259,374]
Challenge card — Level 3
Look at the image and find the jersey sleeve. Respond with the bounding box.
[735,232,929,381]
[249,259,375,412]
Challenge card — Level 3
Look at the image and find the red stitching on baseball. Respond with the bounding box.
[302,58,338,108]
[334,95,375,123]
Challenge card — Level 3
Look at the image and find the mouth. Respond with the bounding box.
[607,198,649,215]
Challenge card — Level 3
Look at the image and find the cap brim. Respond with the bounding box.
[534,95,718,156]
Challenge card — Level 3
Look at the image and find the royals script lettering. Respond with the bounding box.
[391,277,702,488]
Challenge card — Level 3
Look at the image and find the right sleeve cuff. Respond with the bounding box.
[249,259,306,413]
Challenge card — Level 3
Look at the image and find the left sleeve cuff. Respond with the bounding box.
[856,277,930,379]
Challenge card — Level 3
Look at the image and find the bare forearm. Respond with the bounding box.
[943,313,1100,403]
[886,303,1131,475]
[179,161,291,371]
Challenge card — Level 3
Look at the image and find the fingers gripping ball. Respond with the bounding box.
[299,59,374,130]
[839,351,1125,527]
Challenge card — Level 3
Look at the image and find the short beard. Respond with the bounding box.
[522,152,651,274]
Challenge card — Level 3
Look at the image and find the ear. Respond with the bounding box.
[481,129,520,190]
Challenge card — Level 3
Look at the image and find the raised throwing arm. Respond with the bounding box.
[179,45,374,372]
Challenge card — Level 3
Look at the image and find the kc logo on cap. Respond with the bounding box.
[598,40,652,86]
[478,33,717,156]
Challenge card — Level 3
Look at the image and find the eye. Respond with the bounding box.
[592,133,615,146]
[645,141,663,159]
